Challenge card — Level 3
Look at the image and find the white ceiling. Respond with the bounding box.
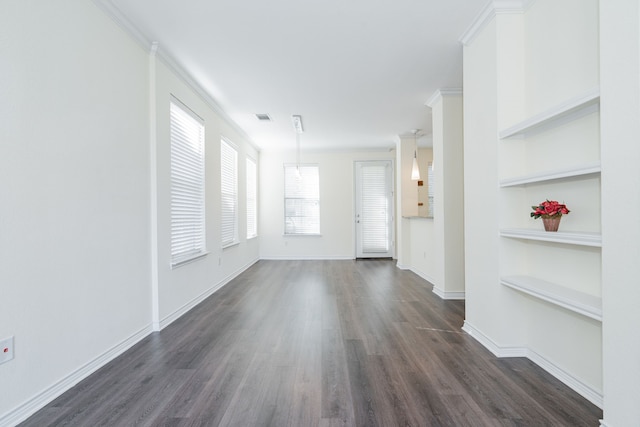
[103,0,486,151]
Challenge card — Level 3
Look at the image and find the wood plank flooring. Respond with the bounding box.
[20,260,602,426]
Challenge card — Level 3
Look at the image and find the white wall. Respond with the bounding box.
[0,1,151,421]
[152,58,260,328]
[0,2,261,424]
[462,11,528,354]
[600,0,640,424]
[524,0,599,115]
[259,149,394,259]
[518,0,602,399]
[405,218,437,284]
[462,0,603,407]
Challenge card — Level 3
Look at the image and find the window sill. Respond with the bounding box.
[171,251,209,269]
[222,241,240,250]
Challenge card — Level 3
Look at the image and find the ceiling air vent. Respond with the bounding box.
[255,113,272,121]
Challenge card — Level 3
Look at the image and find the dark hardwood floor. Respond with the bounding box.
[20,260,602,426]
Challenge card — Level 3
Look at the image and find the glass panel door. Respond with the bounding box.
[355,160,394,258]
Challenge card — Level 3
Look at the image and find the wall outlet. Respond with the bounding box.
[0,336,14,365]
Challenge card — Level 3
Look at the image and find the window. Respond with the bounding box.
[284,164,320,235]
[246,157,257,239]
[170,99,206,266]
[221,139,238,247]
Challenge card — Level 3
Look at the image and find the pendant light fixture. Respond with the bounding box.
[411,129,421,181]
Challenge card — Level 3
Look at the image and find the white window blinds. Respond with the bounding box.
[221,139,238,247]
[284,165,320,235]
[246,157,257,239]
[360,163,390,253]
[170,100,206,266]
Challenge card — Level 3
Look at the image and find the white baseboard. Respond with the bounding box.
[461,321,528,357]
[526,348,603,409]
[0,324,153,427]
[408,267,434,284]
[158,258,259,330]
[1,258,260,427]
[432,287,466,300]
[259,255,354,261]
[408,268,465,300]
[461,321,603,408]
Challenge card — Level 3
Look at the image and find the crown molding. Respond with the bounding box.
[459,0,537,46]
[154,51,258,152]
[92,0,151,49]
[91,0,259,152]
[425,88,463,108]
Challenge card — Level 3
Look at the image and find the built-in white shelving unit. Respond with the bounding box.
[499,228,601,247]
[500,276,602,321]
[499,162,601,187]
[499,87,600,139]
[466,3,604,406]
[498,87,602,333]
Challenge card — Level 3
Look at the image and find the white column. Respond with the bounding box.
[600,0,640,424]
[426,90,465,299]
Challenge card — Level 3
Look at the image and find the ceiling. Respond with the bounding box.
[103,0,486,151]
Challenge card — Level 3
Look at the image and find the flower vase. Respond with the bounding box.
[542,216,561,232]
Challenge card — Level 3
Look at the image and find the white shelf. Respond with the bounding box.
[501,275,602,321]
[500,162,601,187]
[500,228,602,247]
[499,87,600,139]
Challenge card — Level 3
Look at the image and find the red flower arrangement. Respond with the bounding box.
[530,200,570,219]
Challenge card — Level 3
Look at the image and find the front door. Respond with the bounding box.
[355,160,394,258]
